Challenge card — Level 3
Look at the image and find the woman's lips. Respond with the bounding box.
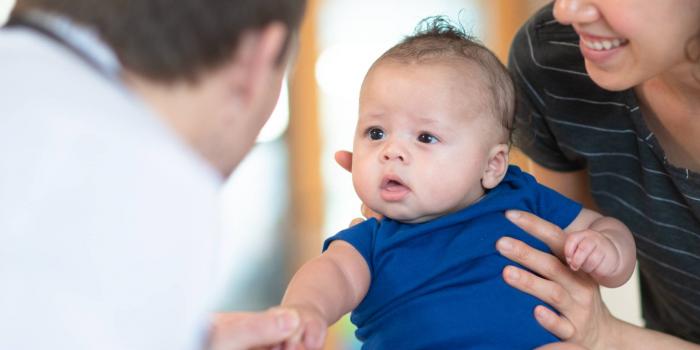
[578,33,629,65]
[581,36,628,51]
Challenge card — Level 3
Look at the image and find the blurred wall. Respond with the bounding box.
[0,0,14,25]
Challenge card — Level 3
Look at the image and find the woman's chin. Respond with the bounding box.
[585,63,637,92]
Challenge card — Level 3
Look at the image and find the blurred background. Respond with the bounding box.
[0,1,641,349]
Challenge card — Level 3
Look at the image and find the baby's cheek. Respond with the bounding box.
[353,177,385,215]
[427,175,482,208]
[418,185,457,212]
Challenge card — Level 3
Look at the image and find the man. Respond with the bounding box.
[0,0,305,349]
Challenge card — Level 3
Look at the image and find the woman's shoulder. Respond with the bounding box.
[509,3,588,88]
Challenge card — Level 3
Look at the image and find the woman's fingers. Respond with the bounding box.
[534,305,576,340]
[349,217,365,227]
[361,204,382,221]
[498,235,608,349]
[334,150,353,172]
[535,342,588,350]
[501,264,574,316]
[500,212,610,349]
[506,210,567,259]
[497,237,580,289]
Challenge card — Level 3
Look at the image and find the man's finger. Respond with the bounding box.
[506,210,567,259]
[211,309,300,350]
[303,319,327,350]
[334,150,353,172]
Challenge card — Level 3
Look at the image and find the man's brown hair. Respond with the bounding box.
[13,0,306,82]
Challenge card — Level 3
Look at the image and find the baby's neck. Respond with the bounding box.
[386,192,488,225]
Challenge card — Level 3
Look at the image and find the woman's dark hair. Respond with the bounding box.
[13,0,306,82]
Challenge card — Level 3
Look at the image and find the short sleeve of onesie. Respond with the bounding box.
[323,218,379,274]
[534,182,582,230]
[513,168,582,230]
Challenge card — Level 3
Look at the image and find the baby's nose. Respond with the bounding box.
[383,151,405,162]
[381,141,408,162]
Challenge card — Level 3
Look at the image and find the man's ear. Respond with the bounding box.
[481,144,509,189]
[227,22,288,107]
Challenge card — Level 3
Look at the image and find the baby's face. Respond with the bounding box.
[352,60,503,223]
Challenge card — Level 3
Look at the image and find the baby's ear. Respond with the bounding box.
[481,144,509,189]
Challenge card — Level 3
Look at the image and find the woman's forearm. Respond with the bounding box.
[607,318,700,350]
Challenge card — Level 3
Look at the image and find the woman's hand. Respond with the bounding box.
[497,210,614,349]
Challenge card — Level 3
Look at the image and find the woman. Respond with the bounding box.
[502,0,700,348]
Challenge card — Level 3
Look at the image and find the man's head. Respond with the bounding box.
[13,0,306,176]
[351,16,516,223]
[14,0,306,82]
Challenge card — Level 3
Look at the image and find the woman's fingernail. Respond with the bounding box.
[276,310,300,331]
[497,238,513,252]
[506,210,521,220]
[535,306,549,321]
[507,266,520,281]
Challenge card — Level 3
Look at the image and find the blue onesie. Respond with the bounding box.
[323,166,582,349]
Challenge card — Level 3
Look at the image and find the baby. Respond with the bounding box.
[280,17,636,349]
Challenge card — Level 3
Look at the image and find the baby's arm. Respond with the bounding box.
[280,240,370,349]
[563,208,636,288]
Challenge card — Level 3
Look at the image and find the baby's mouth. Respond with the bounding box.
[380,176,411,201]
[381,176,407,190]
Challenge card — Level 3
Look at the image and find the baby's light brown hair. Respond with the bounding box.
[373,16,516,144]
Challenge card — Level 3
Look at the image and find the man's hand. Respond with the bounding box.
[279,305,328,350]
[209,308,300,350]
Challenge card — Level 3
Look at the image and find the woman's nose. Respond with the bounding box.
[553,0,600,25]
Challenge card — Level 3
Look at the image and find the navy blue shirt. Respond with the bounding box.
[324,166,582,349]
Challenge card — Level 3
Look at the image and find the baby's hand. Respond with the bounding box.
[280,305,328,350]
[564,229,621,279]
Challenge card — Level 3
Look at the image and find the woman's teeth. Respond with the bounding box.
[583,38,628,51]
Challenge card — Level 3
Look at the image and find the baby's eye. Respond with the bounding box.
[417,133,439,144]
[367,127,385,140]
